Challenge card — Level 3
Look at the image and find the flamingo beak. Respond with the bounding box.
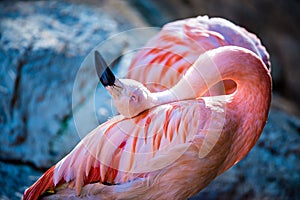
[94,51,123,97]
[94,51,116,87]
[106,79,123,97]
[100,67,116,87]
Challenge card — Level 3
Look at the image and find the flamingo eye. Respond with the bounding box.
[130,95,137,102]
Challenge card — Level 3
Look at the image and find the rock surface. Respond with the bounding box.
[0,1,299,200]
[0,0,149,168]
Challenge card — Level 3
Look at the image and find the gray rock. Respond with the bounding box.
[0,161,42,200]
[0,1,142,168]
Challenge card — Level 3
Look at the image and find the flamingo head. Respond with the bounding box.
[107,78,156,118]
[94,51,155,118]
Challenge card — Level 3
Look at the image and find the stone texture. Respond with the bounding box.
[0,161,42,200]
[0,0,149,168]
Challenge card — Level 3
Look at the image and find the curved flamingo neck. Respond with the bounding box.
[152,46,271,173]
[152,46,270,106]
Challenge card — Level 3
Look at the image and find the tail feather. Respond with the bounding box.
[23,165,59,200]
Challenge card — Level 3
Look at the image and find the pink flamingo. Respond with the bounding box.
[23,16,271,199]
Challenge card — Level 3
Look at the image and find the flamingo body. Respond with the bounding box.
[128,16,270,92]
[23,16,271,200]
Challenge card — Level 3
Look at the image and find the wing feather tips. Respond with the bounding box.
[23,165,57,200]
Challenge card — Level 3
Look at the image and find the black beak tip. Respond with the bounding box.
[100,67,116,87]
[94,51,116,87]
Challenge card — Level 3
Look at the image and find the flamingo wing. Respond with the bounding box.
[128,16,270,92]
[24,96,232,200]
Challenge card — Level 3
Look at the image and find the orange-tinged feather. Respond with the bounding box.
[23,165,57,200]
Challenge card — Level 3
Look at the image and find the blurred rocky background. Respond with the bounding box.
[0,0,299,199]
